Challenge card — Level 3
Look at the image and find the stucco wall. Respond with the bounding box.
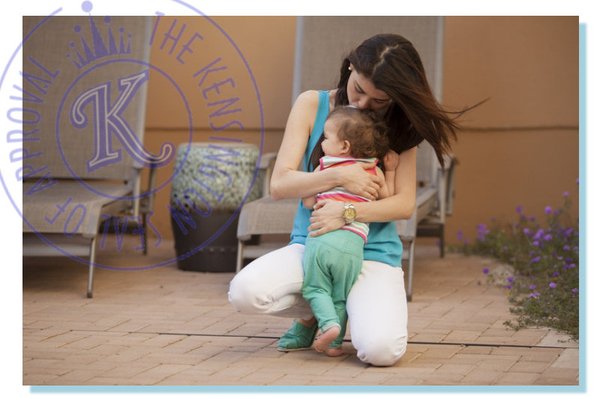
[145,16,579,244]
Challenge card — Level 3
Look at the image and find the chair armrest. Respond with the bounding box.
[438,153,456,172]
[396,211,418,240]
[259,152,278,170]
[258,152,278,197]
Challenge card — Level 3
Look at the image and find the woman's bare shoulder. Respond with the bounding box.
[287,90,322,134]
[294,90,320,108]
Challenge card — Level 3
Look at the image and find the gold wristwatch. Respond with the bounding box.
[342,203,357,224]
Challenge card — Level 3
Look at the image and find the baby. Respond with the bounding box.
[301,106,396,356]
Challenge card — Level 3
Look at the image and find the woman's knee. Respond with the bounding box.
[354,335,408,366]
[228,271,268,314]
[228,244,306,316]
[227,273,250,312]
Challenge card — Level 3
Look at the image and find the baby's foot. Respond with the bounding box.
[313,325,340,353]
[324,346,344,357]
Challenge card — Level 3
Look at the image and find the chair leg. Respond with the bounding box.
[236,240,244,273]
[406,239,416,302]
[439,225,445,258]
[142,213,148,255]
[87,236,97,298]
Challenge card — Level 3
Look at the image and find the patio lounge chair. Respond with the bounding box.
[236,17,454,301]
[22,16,157,298]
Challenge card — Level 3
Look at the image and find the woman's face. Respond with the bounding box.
[347,66,392,112]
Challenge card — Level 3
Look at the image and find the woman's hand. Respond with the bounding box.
[338,163,383,200]
[308,200,345,237]
[384,150,400,172]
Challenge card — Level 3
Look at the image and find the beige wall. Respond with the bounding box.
[146,16,579,243]
[443,17,579,243]
[145,16,294,239]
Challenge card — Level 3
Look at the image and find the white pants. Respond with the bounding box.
[228,243,408,366]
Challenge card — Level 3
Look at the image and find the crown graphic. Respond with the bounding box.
[67,16,132,69]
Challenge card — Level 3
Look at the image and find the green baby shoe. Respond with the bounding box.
[276,320,318,352]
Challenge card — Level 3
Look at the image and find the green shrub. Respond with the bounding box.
[455,189,579,341]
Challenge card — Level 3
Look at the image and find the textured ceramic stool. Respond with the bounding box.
[170,142,262,271]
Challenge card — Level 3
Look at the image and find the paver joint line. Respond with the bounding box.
[29,327,578,351]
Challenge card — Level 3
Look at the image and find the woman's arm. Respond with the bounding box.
[382,150,399,197]
[375,168,391,199]
[309,147,417,236]
[383,169,396,198]
[301,169,320,209]
[355,146,416,220]
[270,91,383,201]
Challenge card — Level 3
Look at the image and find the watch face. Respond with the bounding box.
[343,207,356,222]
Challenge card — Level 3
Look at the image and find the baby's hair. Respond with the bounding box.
[327,106,389,161]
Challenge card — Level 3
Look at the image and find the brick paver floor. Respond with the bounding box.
[23,238,579,387]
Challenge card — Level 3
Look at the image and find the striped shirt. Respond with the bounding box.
[315,156,378,243]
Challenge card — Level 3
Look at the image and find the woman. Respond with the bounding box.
[228,33,461,366]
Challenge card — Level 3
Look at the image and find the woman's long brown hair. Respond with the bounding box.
[330,33,470,168]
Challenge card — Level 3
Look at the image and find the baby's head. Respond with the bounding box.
[321,106,389,160]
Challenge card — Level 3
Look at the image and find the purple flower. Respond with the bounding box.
[476,224,490,241]
[552,271,560,277]
[523,228,531,236]
[507,276,515,283]
[549,282,557,289]
[457,230,465,242]
[482,267,490,275]
[564,227,574,237]
[544,206,552,215]
[533,229,544,240]
[572,288,579,295]
[543,234,552,241]
[529,284,537,290]
[563,245,571,251]
[531,256,541,264]
[566,263,576,270]
[529,291,540,298]
[516,205,524,214]
[563,191,570,197]
[532,240,540,247]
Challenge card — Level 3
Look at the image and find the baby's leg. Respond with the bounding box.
[320,303,349,357]
[302,241,341,346]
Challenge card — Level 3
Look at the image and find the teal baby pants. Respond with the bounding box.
[302,229,364,347]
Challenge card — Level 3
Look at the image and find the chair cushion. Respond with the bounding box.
[23,180,132,237]
[237,196,298,240]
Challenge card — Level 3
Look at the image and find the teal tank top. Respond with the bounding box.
[288,90,403,267]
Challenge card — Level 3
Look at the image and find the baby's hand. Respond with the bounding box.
[384,150,400,171]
